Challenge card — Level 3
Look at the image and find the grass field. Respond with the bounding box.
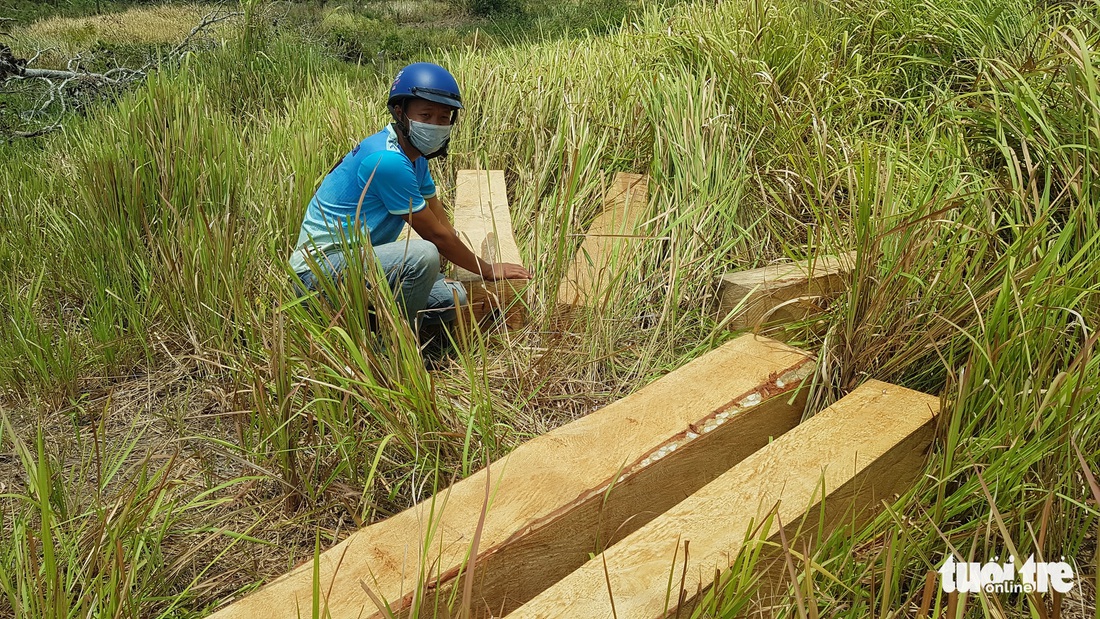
[1,0,1099,616]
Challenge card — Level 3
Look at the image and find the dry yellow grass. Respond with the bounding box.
[373,0,452,23]
[10,4,227,67]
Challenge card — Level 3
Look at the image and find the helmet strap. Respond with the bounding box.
[390,105,411,140]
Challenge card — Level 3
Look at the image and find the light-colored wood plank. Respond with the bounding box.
[399,171,529,328]
[451,170,523,278]
[434,342,813,617]
[450,169,528,327]
[205,335,815,619]
[509,379,939,619]
[718,251,856,331]
[557,173,649,309]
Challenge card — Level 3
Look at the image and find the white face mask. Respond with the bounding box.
[407,120,451,155]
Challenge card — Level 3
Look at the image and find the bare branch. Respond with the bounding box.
[10,125,61,139]
[25,47,53,67]
[66,52,84,73]
[153,8,243,70]
[2,5,244,139]
[16,66,121,83]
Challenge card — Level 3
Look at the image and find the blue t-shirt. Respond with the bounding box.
[288,125,436,274]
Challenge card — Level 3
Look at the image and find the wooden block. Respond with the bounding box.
[509,379,939,619]
[205,335,815,619]
[557,172,649,309]
[718,251,856,331]
[451,171,522,269]
[450,170,528,327]
[400,170,529,328]
[460,278,529,330]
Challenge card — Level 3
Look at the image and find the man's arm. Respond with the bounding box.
[402,207,531,281]
[425,195,456,236]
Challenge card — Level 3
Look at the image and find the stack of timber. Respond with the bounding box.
[509,379,939,618]
[210,170,940,619]
[205,335,814,619]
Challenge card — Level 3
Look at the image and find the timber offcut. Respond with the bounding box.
[718,251,856,332]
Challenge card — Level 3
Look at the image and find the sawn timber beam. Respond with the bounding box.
[205,334,815,619]
[509,379,939,619]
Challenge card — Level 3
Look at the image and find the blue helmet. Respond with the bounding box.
[387,63,462,159]
[387,62,463,110]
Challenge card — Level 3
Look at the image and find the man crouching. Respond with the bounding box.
[289,62,531,335]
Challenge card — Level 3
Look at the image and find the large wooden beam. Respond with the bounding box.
[718,252,856,331]
[557,172,649,310]
[205,335,815,619]
[450,169,529,329]
[509,379,939,619]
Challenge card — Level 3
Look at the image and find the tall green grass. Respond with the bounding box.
[1,0,1099,615]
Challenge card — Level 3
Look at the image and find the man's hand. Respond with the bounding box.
[485,262,532,281]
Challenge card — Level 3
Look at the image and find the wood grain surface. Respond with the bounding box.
[206,335,814,619]
[510,379,939,619]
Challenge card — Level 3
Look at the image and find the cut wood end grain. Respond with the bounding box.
[718,251,857,331]
[458,278,531,329]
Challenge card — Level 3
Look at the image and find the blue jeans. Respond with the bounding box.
[296,239,467,329]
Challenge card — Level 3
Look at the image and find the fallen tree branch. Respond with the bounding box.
[1,5,242,139]
[10,126,59,139]
[16,66,121,82]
